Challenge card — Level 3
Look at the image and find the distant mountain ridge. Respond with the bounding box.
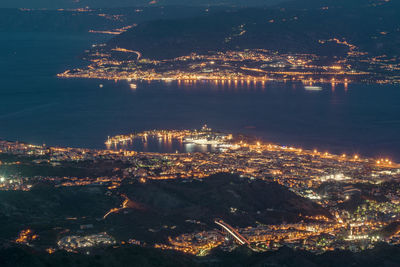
[0,6,223,32]
[107,0,400,60]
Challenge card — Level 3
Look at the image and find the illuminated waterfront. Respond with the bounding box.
[1,32,400,160]
[1,126,400,255]
[3,1,400,264]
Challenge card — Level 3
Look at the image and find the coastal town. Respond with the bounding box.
[57,44,400,85]
[3,0,400,265]
[1,126,400,256]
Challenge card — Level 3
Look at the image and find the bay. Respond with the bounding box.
[0,32,399,160]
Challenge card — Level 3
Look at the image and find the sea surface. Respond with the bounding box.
[1,32,400,159]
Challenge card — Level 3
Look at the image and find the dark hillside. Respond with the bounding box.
[108,0,400,59]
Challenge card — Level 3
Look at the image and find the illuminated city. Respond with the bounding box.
[58,47,400,85]
[2,0,400,266]
[1,126,400,259]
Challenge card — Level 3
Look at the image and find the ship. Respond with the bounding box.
[304,86,322,91]
[183,137,220,146]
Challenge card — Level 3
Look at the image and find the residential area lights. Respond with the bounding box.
[1,127,400,255]
[57,44,400,84]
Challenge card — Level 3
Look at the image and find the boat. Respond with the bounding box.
[130,83,137,89]
[183,137,220,146]
[304,86,322,91]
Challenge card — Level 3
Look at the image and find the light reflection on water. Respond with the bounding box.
[107,136,218,153]
[1,32,400,160]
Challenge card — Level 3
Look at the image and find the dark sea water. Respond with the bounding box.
[108,135,221,154]
[1,32,399,160]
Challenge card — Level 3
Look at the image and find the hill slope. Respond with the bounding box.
[108,0,400,59]
[104,173,331,242]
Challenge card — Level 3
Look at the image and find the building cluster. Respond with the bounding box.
[155,231,224,256]
[1,128,400,255]
[0,140,136,164]
[57,233,116,251]
[15,229,38,246]
[57,45,400,85]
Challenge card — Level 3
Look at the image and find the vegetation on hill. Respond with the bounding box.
[109,0,400,59]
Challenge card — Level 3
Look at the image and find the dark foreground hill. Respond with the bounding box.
[0,173,330,245]
[105,173,331,242]
[119,173,330,226]
[108,0,400,59]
